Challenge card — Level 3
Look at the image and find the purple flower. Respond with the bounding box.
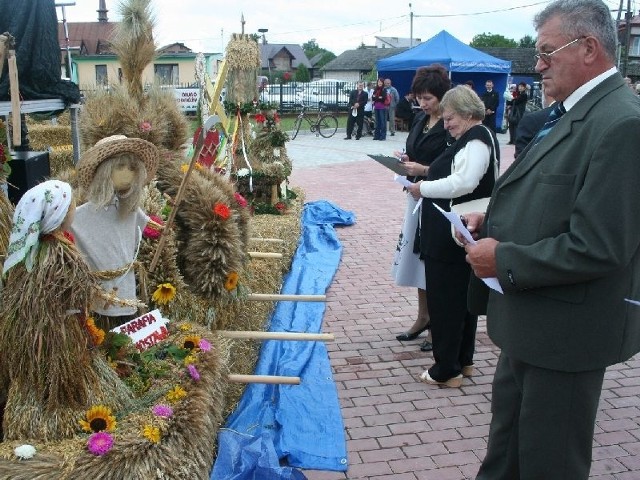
[198,338,212,352]
[151,404,174,418]
[87,432,113,456]
[187,364,200,381]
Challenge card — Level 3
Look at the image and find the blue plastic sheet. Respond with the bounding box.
[211,200,355,479]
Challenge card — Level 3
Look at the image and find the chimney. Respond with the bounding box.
[97,0,108,22]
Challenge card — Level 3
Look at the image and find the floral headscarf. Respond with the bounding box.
[3,180,73,275]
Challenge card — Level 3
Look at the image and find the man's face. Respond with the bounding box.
[485,81,493,91]
[535,16,584,101]
[357,82,364,91]
[384,79,391,87]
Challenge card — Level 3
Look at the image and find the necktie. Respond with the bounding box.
[533,102,566,146]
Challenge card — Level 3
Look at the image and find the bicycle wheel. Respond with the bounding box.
[291,115,303,140]
[317,114,338,138]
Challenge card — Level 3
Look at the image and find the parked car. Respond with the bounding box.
[261,84,303,112]
[300,80,350,111]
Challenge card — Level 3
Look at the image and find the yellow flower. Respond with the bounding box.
[224,271,239,291]
[142,425,161,443]
[180,164,189,173]
[152,283,177,305]
[184,354,196,366]
[166,385,187,403]
[79,405,117,433]
[179,323,192,332]
[183,335,201,350]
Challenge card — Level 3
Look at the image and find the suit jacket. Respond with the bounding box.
[479,73,640,372]
[514,105,553,157]
[348,89,369,114]
[481,90,499,112]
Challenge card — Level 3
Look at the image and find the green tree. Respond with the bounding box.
[519,35,536,48]
[302,39,336,69]
[249,33,260,43]
[295,64,310,82]
[470,33,517,48]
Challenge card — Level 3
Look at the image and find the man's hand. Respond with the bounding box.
[461,212,485,242]
[465,238,499,278]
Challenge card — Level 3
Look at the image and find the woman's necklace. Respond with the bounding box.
[423,115,440,133]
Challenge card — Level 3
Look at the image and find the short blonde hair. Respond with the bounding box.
[440,85,486,121]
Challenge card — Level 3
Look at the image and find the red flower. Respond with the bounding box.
[213,203,231,220]
[254,113,266,124]
[234,192,248,208]
[139,121,152,133]
[275,202,286,213]
[63,231,75,243]
[273,112,280,123]
[143,215,164,239]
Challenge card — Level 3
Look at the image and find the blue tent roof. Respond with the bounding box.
[377,30,511,74]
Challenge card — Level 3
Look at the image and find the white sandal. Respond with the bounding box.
[419,370,463,388]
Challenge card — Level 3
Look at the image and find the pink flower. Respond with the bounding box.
[199,338,212,352]
[140,121,152,133]
[87,432,114,456]
[187,364,200,381]
[254,113,266,124]
[151,404,173,418]
[234,192,248,208]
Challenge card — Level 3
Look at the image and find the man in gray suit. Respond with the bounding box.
[463,1,640,478]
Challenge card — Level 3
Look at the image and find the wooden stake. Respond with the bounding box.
[8,49,21,147]
[218,330,334,341]
[228,374,300,385]
[149,115,218,273]
[246,293,326,302]
[248,252,283,259]
[249,237,284,243]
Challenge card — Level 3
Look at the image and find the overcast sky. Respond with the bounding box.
[60,0,626,54]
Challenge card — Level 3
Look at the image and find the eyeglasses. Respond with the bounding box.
[534,37,585,63]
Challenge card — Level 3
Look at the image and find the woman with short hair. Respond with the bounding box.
[407,85,500,387]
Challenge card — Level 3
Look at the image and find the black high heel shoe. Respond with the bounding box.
[396,324,429,341]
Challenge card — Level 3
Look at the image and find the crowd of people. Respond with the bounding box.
[378,0,640,478]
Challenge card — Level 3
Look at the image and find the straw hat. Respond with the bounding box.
[77,135,159,189]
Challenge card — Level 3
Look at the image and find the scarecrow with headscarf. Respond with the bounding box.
[0,181,118,440]
[71,135,159,330]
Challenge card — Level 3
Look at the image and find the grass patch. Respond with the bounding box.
[186,112,349,138]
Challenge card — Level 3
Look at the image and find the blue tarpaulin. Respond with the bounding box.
[210,200,356,480]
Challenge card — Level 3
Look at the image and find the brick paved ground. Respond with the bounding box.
[287,131,640,480]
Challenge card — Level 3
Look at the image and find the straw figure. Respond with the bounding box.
[71,135,159,330]
[0,180,131,441]
[154,157,251,308]
[224,34,292,206]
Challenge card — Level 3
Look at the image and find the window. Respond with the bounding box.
[95,64,108,86]
[154,64,179,85]
[630,36,640,58]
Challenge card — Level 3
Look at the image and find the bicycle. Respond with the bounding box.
[290,103,338,140]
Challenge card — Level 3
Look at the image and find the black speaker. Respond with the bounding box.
[6,150,51,205]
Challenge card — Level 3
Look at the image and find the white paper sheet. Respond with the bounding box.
[394,175,422,214]
[432,203,503,294]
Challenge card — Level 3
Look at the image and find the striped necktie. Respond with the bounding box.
[533,102,566,146]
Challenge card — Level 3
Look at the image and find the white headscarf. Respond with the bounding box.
[3,180,73,276]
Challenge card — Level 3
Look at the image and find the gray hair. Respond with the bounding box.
[534,0,617,61]
[439,85,486,121]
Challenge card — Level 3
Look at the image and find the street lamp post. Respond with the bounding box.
[258,28,270,82]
